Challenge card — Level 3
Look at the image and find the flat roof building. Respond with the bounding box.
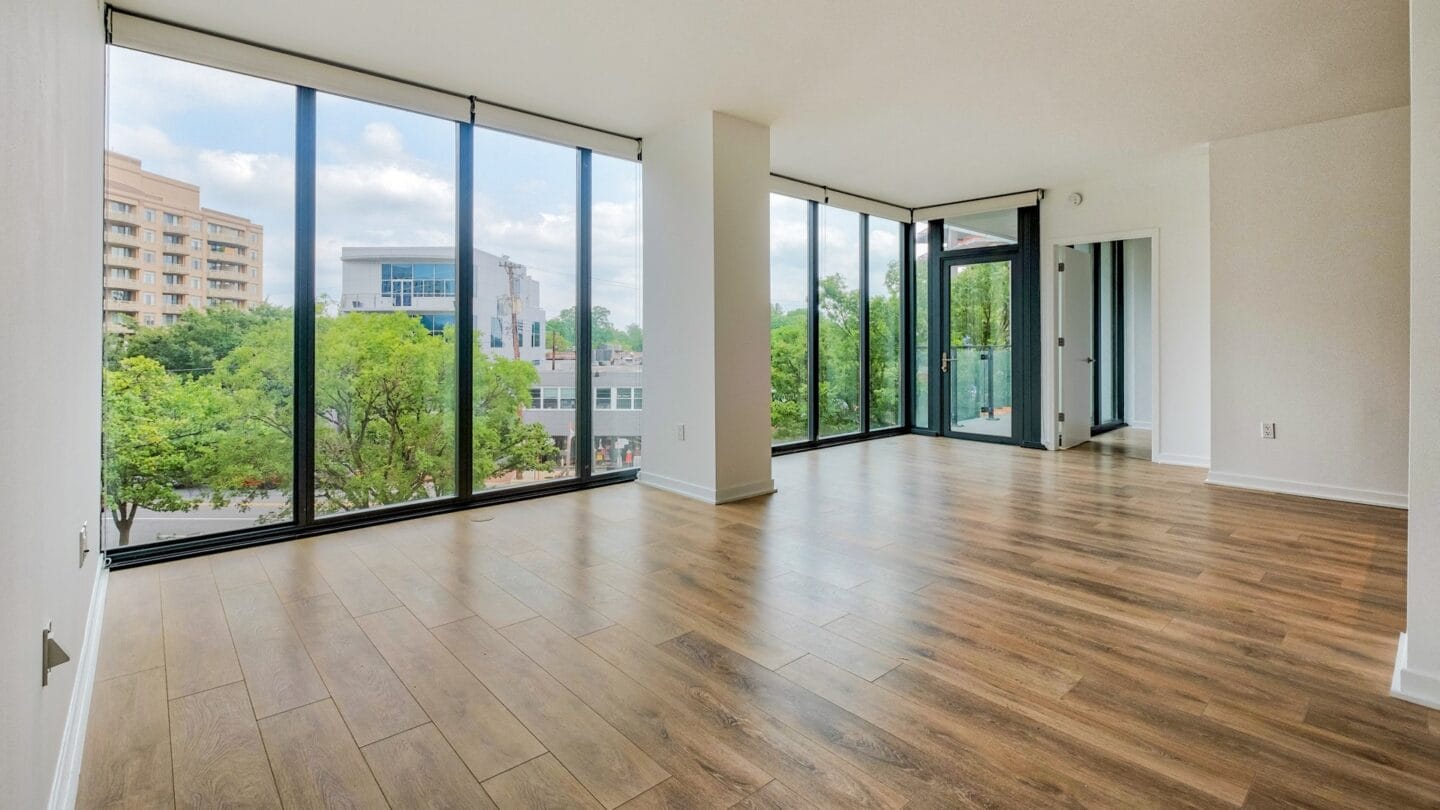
[102,151,265,330]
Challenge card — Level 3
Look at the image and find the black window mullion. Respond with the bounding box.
[858,213,870,433]
[294,87,317,527]
[575,148,593,478]
[455,123,474,497]
[807,201,820,442]
[901,220,913,430]
[927,219,944,432]
[1091,243,1101,427]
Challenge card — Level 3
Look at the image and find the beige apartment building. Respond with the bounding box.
[102,151,264,330]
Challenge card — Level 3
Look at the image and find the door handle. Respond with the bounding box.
[1086,357,1095,364]
[941,353,950,373]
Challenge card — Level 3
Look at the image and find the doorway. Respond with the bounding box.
[915,204,1042,447]
[1057,237,1153,450]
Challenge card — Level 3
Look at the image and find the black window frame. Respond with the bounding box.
[772,198,912,456]
[104,62,642,569]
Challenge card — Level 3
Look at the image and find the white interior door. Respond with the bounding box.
[1059,246,1094,449]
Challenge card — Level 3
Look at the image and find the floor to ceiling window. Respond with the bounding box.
[472,130,578,489]
[769,191,911,451]
[769,194,810,445]
[100,31,644,561]
[818,205,862,437]
[867,216,903,429]
[102,48,295,547]
[1093,240,1125,432]
[590,153,643,472]
[913,221,931,429]
[315,93,458,516]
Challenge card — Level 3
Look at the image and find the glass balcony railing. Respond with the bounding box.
[950,344,1012,430]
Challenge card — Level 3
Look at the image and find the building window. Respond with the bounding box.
[163,254,182,265]
[109,289,134,302]
[142,250,155,263]
[529,387,542,409]
[163,212,183,226]
[542,387,559,409]
[143,292,155,305]
[490,317,504,347]
[108,245,135,259]
[595,387,612,409]
[617,388,633,410]
[191,259,201,270]
[191,239,201,251]
[143,314,156,326]
[530,321,540,347]
[143,208,155,222]
[108,200,133,215]
[143,271,155,284]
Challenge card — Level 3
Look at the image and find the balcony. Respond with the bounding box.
[340,292,456,313]
[105,230,139,246]
[104,276,143,291]
[104,253,141,268]
[104,207,137,224]
[161,302,189,315]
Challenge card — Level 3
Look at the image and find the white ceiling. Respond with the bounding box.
[121,0,1410,206]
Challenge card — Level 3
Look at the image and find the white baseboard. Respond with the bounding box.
[638,471,776,504]
[1127,420,1152,430]
[48,563,107,810]
[1154,452,1209,468]
[1392,632,1440,711]
[1205,470,1407,509]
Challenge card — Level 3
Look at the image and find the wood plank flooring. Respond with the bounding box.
[77,431,1435,808]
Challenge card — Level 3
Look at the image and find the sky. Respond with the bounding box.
[107,47,641,327]
[769,194,902,315]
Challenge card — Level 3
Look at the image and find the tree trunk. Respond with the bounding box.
[112,508,133,546]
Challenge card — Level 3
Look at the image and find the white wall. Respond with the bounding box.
[1123,238,1153,427]
[639,111,773,503]
[1208,106,1410,507]
[1396,0,1440,709]
[0,0,105,807]
[1041,148,1211,465]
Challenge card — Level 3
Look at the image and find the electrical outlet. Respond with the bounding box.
[1261,422,1276,440]
[676,423,686,441]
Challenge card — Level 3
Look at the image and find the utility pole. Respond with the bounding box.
[498,255,524,360]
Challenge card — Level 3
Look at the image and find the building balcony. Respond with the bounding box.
[340,292,456,312]
[104,208,138,224]
[161,301,190,314]
[105,230,139,246]
[104,276,143,291]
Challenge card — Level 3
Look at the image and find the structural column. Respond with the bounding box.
[638,111,774,503]
[1395,0,1440,709]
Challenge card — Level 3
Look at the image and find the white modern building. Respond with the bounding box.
[340,246,547,363]
[339,245,642,471]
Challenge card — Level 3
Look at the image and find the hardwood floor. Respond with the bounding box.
[76,434,1433,808]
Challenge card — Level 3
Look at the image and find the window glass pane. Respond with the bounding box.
[595,387,612,409]
[818,205,861,437]
[102,47,293,548]
[913,221,930,428]
[769,194,809,444]
[949,260,1013,437]
[475,130,576,488]
[317,92,456,515]
[868,217,902,429]
[1098,242,1116,425]
[943,209,1018,250]
[591,154,643,472]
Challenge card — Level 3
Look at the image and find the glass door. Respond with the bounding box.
[942,256,1014,438]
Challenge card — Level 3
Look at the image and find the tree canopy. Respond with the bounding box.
[103,306,558,544]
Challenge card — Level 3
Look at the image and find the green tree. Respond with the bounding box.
[115,304,287,376]
[769,304,809,441]
[102,356,221,545]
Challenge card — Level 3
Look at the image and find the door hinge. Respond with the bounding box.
[1058,262,1065,272]
[42,623,70,687]
[1058,337,1065,347]
[1058,412,1065,422]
